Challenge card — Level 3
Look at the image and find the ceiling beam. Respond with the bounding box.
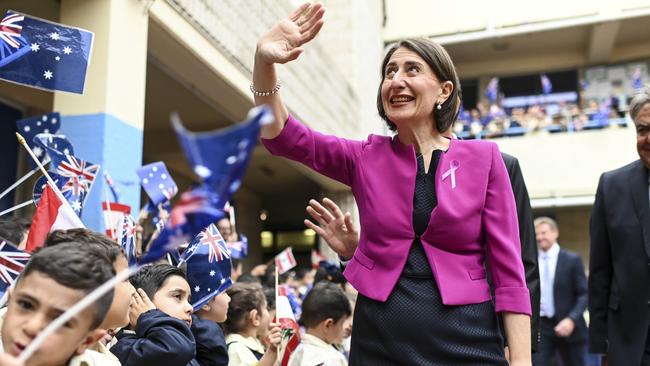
[587,21,620,63]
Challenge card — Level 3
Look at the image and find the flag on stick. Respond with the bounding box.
[277,295,301,366]
[275,247,297,275]
[24,182,84,252]
[0,10,94,94]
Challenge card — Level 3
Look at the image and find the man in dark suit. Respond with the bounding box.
[589,86,650,366]
[533,217,587,366]
[305,150,541,353]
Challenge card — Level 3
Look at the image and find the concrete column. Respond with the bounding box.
[318,190,359,262]
[54,0,149,230]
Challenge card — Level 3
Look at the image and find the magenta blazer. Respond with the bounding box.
[262,115,531,315]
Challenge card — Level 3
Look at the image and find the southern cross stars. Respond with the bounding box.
[63,46,72,55]
[43,70,53,79]
[49,32,60,40]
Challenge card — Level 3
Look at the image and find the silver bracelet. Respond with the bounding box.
[250,80,281,97]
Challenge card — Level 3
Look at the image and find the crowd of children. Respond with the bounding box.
[0,215,355,366]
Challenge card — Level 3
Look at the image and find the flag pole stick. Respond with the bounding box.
[18,265,141,363]
[0,199,34,217]
[275,264,280,355]
[0,165,43,201]
[15,133,67,205]
[103,188,116,239]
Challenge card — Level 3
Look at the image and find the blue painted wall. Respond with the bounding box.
[59,113,142,231]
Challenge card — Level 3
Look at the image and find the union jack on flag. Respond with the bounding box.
[53,154,100,205]
[199,224,230,263]
[0,240,31,298]
[119,215,138,266]
[0,12,30,68]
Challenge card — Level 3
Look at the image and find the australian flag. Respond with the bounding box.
[16,112,61,167]
[139,186,225,265]
[541,74,553,95]
[118,214,138,266]
[33,133,74,165]
[0,240,31,300]
[0,12,30,67]
[227,234,248,259]
[33,172,83,216]
[179,223,233,311]
[51,154,100,208]
[172,106,273,209]
[136,162,178,207]
[0,10,93,94]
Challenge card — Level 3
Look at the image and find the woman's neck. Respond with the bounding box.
[396,120,449,154]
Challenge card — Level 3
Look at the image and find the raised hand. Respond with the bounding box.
[129,288,156,328]
[255,2,325,65]
[304,197,359,259]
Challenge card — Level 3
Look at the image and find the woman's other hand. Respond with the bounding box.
[255,2,325,65]
[304,197,359,259]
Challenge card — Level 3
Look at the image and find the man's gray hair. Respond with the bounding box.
[629,85,650,122]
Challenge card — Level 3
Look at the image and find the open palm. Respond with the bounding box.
[304,198,359,259]
[256,3,325,65]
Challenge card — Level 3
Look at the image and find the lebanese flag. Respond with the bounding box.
[276,295,301,366]
[25,182,84,252]
[275,247,297,275]
[311,249,326,269]
[102,201,131,240]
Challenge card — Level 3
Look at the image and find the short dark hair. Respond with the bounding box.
[130,263,187,300]
[45,229,125,265]
[299,282,351,329]
[0,217,30,245]
[223,282,266,334]
[18,242,115,330]
[377,38,462,133]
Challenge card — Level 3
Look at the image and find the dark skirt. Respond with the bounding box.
[349,269,507,366]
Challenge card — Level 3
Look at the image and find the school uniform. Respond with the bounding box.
[288,333,347,366]
[191,315,228,366]
[110,309,198,366]
[225,333,265,366]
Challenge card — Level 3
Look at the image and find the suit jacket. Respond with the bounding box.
[262,115,531,314]
[553,248,588,342]
[589,159,650,365]
[500,153,541,351]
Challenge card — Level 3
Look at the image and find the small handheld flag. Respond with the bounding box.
[0,12,30,67]
[0,10,94,94]
[275,247,297,275]
[0,240,31,300]
[180,223,233,311]
[136,161,178,206]
[277,295,301,366]
[16,112,60,167]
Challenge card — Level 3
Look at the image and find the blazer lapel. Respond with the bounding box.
[629,160,650,259]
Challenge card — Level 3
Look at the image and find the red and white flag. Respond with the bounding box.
[311,249,326,269]
[277,295,300,366]
[275,247,297,275]
[102,201,131,240]
[25,182,84,252]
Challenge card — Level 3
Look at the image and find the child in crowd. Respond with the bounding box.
[0,217,30,250]
[223,282,281,366]
[288,282,352,366]
[110,263,198,366]
[181,227,234,366]
[44,229,136,362]
[0,242,117,366]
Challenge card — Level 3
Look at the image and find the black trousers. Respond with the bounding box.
[533,317,585,366]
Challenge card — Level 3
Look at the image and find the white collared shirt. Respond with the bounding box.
[538,243,560,318]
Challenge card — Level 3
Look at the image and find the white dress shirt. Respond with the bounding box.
[539,243,560,318]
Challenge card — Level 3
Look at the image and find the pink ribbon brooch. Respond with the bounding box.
[441,160,460,189]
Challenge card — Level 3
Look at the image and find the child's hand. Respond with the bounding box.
[129,289,156,328]
[267,322,282,349]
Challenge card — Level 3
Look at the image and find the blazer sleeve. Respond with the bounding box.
[588,173,612,354]
[504,153,541,350]
[483,144,532,315]
[568,254,588,322]
[260,115,363,186]
[111,310,196,366]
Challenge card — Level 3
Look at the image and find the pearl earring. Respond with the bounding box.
[436,102,442,110]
